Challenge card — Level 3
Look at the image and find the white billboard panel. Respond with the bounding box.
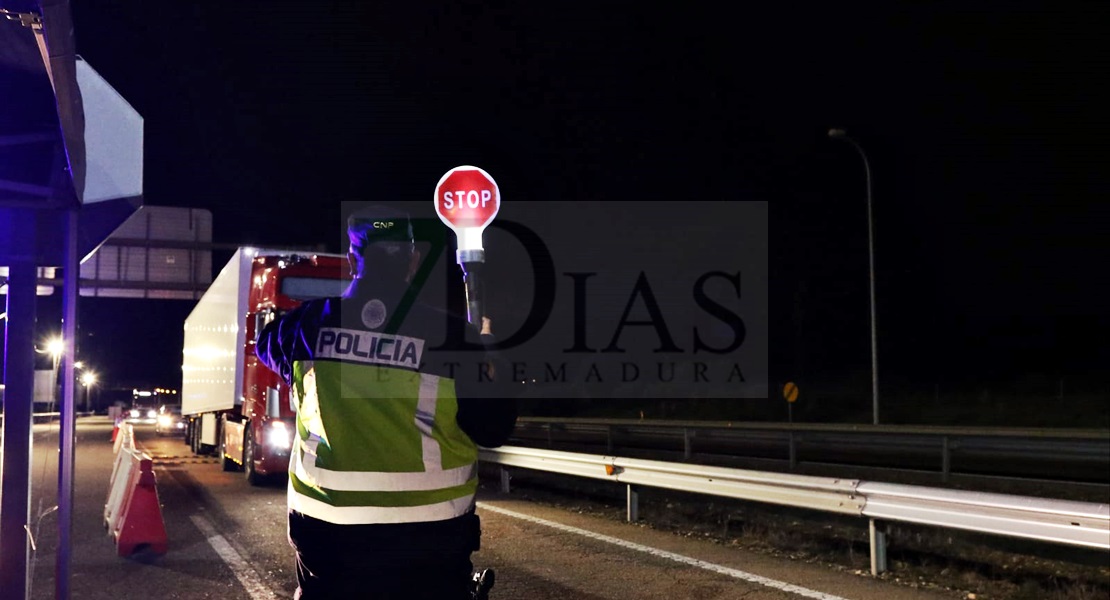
[75,57,143,204]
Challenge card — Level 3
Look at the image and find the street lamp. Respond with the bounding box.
[80,371,97,414]
[46,336,64,367]
[35,335,65,405]
[828,128,880,425]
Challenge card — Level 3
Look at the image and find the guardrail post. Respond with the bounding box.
[941,436,951,483]
[869,519,888,575]
[499,467,511,494]
[626,485,639,522]
[683,428,692,460]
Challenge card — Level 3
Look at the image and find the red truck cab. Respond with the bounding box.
[183,248,349,485]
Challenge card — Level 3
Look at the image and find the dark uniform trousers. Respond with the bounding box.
[289,509,482,600]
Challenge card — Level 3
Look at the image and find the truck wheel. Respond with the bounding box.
[190,421,201,455]
[244,428,263,486]
[220,427,239,472]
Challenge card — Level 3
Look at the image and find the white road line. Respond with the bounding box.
[478,502,850,600]
[190,514,280,600]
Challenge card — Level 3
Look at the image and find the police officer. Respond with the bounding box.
[256,205,517,599]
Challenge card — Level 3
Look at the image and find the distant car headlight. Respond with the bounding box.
[130,409,140,419]
[264,420,294,449]
[157,415,172,427]
[147,409,158,419]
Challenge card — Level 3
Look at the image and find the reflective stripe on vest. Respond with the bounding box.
[288,480,476,525]
[295,436,476,492]
[417,373,441,472]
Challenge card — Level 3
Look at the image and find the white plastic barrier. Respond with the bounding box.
[104,423,135,528]
[104,422,168,556]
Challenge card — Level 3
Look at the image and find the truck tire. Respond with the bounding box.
[190,420,201,455]
[220,423,239,472]
[244,428,263,486]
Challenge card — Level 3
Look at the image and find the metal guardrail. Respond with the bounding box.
[510,418,1110,483]
[0,411,65,424]
[515,417,1110,439]
[479,445,1110,575]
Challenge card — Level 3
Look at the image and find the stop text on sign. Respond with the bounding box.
[441,188,494,210]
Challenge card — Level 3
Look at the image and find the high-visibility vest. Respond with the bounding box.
[287,354,479,525]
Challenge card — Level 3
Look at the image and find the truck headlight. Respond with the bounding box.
[265,420,294,449]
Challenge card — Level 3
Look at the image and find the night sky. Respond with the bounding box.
[14,2,1109,423]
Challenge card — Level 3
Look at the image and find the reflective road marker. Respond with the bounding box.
[190,514,279,600]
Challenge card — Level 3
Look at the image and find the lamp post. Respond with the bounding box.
[47,336,63,361]
[36,336,65,405]
[80,371,96,414]
[828,128,880,425]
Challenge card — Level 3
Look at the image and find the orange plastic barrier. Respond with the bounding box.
[104,424,168,556]
[110,453,168,556]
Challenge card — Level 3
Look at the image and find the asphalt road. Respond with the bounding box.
[13,417,965,599]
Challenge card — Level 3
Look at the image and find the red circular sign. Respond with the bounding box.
[434,166,500,231]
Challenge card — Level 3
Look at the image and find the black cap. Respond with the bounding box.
[347,205,415,257]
